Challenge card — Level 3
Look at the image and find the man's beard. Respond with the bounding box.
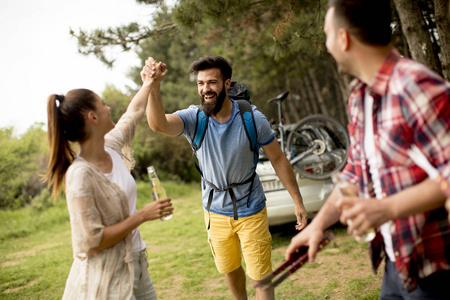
[201,87,227,117]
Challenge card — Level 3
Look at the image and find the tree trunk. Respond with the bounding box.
[328,59,350,124]
[393,0,442,75]
[333,82,347,125]
[302,76,319,115]
[308,68,329,116]
[434,0,450,80]
[297,90,311,119]
[286,96,301,123]
[283,105,292,124]
[284,73,301,123]
[296,83,312,119]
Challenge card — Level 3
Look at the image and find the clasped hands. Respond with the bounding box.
[140,57,168,83]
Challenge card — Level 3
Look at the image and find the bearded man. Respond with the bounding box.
[145,56,307,300]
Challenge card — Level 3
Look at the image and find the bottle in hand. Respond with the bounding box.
[147,166,173,221]
[331,173,375,243]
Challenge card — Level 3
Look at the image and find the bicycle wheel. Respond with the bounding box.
[286,114,350,180]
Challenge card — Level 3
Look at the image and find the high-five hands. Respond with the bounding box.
[140,57,168,83]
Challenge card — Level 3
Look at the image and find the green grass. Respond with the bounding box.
[0,180,383,299]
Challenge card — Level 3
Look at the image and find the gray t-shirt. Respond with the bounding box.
[174,99,275,217]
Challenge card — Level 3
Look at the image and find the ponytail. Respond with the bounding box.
[44,94,75,199]
[43,89,97,199]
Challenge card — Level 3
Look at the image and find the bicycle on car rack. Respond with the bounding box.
[260,91,350,180]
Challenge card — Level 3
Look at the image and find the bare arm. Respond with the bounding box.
[262,139,308,230]
[386,178,446,217]
[336,178,447,237]
[125,58,167,124]
[143,57,184,136]
[88,198,173,255]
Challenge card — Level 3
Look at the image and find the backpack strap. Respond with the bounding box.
[192,109,208,151]
[204,171,257,229]
[236,100,259,166]
[235,100,259,214]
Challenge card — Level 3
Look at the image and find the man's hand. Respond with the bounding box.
[140,57,168,84]
[335,196,389,238]
[294,203,308,230]
[285,224,324,263]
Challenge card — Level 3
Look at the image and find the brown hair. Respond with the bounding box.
[189,56,233,81]
[44,89,97,198]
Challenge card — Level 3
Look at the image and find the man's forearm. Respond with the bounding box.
[146,83,165,131]
[272,156,303,205]
[387,178,446,219]
[310,188,342,230]
[146,84,184,136]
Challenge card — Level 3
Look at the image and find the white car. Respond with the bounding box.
[256,160,334,226]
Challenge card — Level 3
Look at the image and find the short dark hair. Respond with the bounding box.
[328,0,392,46]
[189,56,233,80]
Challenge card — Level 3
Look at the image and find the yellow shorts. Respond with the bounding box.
[204,206,272,280]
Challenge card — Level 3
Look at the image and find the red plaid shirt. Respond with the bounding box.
[340,48,450,291]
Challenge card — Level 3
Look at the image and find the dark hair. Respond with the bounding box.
[189,56,233,80]
[44,89,98,198]
[328,0,392,46]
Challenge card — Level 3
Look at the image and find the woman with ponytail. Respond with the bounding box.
[45,58,172,300]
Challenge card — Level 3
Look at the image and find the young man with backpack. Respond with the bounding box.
[145,56,307,300]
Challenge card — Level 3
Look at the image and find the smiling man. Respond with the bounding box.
[145,56,307,300]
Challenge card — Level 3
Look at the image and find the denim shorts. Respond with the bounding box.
[204,206,272,280]
[132,250,157,300]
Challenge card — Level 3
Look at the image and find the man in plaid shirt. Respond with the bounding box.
[286,0,450,298]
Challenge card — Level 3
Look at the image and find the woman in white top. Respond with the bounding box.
[44,58,172,299]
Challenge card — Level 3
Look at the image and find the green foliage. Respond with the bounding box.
[0,124,48,210]
[136,0,159,4]
[102,84,131,123]
[0,197,68,242]
[70,2,176,67]
[131,123,200,182]
[29,189,53,211]
[173,0,327,60]
[168,0,341,122]
[72,0,346,122]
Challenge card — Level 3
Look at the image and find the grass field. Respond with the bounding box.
[0,181,383,299]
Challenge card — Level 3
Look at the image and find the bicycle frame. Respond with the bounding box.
[267,91,290,155]
[265,91,350,180]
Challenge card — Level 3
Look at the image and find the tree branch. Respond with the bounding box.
[70,23,176,67]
